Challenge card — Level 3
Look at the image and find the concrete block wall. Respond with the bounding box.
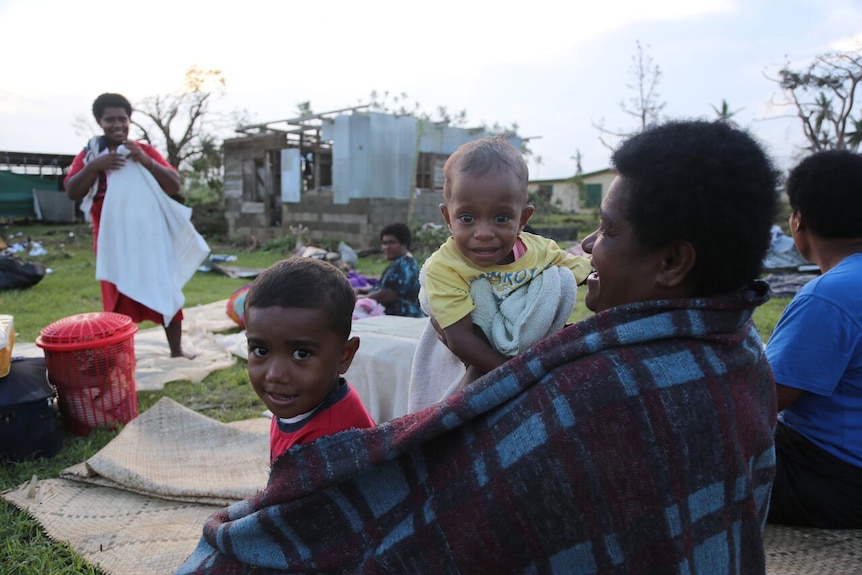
[278,191,449,250]
[226,190,449,250]
[413,191,447,228]
[277,193,402,249]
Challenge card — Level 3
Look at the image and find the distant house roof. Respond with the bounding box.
[1,151,76,171]
[529,177,574,185]
[581,167,615,179]
[529,167,615,185]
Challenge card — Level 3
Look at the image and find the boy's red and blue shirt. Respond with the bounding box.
[269,378,374,464]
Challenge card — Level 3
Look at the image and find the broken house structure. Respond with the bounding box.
[223,106,523,248]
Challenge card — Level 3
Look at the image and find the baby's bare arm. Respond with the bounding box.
[442,316,507,375]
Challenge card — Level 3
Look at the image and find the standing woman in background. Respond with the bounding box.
[64,92,200,359]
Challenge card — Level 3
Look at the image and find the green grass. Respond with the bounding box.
[754,295,792,344]
[137,362,261,422]
[0,221,795,573]
[0,425,116,575]
[1,224,291,342]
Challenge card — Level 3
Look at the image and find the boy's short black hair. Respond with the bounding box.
[92,93,132,121]
[244,257,355,339]
[785,149,862,239]
[611,119,779,295]
[442,135,528,202]
[380,223,411,248]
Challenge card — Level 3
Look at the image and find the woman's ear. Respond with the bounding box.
[656,240,696,288]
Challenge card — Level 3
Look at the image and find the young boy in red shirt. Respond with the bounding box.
[244,257,375,464]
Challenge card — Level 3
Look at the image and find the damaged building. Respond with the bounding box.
[223,106,522,248]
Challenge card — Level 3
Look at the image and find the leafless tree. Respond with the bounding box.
[133,66,227,169]
[593,40,667,150]
[768,49,862,152]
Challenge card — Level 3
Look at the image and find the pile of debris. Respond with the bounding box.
[763,225,819,274]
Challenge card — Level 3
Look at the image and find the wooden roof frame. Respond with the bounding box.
[234,105,372,138]
[0,151,76,175]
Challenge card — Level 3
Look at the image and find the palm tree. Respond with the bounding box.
[533,155,544,179]
[710,99,744,126]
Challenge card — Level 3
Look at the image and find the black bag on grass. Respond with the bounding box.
[0,357,62,462]
[0,254,46,291]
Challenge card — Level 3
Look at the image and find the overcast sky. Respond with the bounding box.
[1,0,860,179]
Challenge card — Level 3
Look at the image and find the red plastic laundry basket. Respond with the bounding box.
[35,312,138,436]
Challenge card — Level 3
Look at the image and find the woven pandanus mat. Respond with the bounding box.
[2,398,270,574]
[765,523,862,574]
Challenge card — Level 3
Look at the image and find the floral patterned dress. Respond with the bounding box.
[374,254,424,317]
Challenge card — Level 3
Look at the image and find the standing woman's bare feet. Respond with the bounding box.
[165,319,197,359]
[171,348,198,359]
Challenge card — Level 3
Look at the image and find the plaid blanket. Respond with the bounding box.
[176,282,776,574]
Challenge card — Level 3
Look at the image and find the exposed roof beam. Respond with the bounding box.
[237,104,371,133]
[0,151,76,167]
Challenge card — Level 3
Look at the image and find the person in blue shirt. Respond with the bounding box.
[766,150,862,529]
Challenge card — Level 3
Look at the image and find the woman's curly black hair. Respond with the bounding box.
[611,119,780,295]
[380,223,412,249]
[92,93,132,121]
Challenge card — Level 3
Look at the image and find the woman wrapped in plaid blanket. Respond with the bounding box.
[176,120,779,574]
